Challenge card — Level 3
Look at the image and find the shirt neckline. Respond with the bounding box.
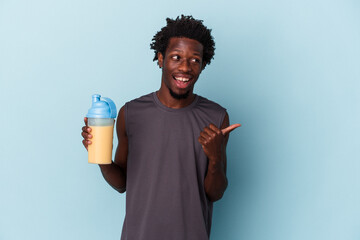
[152,92,199,113]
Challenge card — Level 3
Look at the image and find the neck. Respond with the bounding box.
[157,84,195,109]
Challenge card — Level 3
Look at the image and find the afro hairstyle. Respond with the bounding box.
[150,15,215,68]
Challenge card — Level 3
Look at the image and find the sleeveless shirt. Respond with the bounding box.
[121,92,226,240]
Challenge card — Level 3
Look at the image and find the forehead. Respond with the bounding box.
[166,37,204,55]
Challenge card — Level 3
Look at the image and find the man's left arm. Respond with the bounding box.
[199,112,240,202]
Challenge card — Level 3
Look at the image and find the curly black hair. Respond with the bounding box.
[150,15,215,67]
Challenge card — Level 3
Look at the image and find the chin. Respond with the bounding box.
[169,87,191,100]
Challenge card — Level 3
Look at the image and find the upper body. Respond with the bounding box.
[81,15,240,239]
[121,92,227,239]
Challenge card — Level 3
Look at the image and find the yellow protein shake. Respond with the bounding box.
[86,94,117,164]
[88,124,114,164]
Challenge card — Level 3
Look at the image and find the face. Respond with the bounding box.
[158,37,204,99]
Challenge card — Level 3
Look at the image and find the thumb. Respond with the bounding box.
[221,123,241,135]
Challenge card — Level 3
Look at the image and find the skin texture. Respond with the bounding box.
[81,37,240,201]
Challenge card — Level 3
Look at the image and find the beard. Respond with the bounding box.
[168,87,190,100]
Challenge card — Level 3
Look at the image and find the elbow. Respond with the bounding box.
[114,183,126,194]
[208,193,224,202]
[207,180,228,202]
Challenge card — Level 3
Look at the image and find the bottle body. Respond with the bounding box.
[87,118,115,164]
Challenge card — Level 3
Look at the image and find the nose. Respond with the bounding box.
[178,59,191,72]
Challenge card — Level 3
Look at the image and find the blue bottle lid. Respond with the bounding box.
[86,94,117,119]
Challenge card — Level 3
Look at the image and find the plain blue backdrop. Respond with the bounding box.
[1,0,359,239]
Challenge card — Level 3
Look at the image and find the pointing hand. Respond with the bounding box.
[198,123,241,161]
[221,124,241,135]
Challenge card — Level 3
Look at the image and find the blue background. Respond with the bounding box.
[1,0,359,239]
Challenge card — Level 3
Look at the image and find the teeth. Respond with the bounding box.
[175,77,190,82]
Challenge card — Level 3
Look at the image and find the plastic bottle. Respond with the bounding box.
[86,94,117,164]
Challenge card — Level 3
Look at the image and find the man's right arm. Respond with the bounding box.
[82,105,128,193]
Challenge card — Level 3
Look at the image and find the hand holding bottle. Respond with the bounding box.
[81,117,92,150]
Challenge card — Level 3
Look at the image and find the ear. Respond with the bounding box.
[157,52,164,68]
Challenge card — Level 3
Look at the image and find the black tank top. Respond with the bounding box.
[121,92,226,240]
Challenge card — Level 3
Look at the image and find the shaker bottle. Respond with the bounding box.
[86,94,117,164]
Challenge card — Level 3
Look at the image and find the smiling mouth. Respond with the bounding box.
[173,76,191,82]
[172,74,194,89]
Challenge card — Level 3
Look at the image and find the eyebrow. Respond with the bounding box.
[171,49,202,56]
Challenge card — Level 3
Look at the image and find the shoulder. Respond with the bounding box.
[195,95,227,128]
[124,92,157,123]
[121,93,154,136]
[196,95,227,112]
[124,92,155,111]
[126,92,154,106]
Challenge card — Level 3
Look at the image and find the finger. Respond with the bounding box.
[82,125,92,133]
[198,136,207,145]
[81,131,92,139]
[221,123,241,135]
[82,126,91,133]
[203,127,217,138]
[209,124,221,135]
[200,131,212,141]
[82,140,88,150]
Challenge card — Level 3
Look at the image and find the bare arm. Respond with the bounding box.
[98,106,128,193]
[82,106,128,193]
[199,113,240,202]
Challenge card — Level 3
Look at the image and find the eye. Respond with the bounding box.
[171,55,180,61]
[191,58,200,63]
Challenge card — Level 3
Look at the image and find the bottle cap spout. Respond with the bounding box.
[86,94,117,119]
[92,94,101,103]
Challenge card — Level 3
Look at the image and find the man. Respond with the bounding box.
[81,15,240,240]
